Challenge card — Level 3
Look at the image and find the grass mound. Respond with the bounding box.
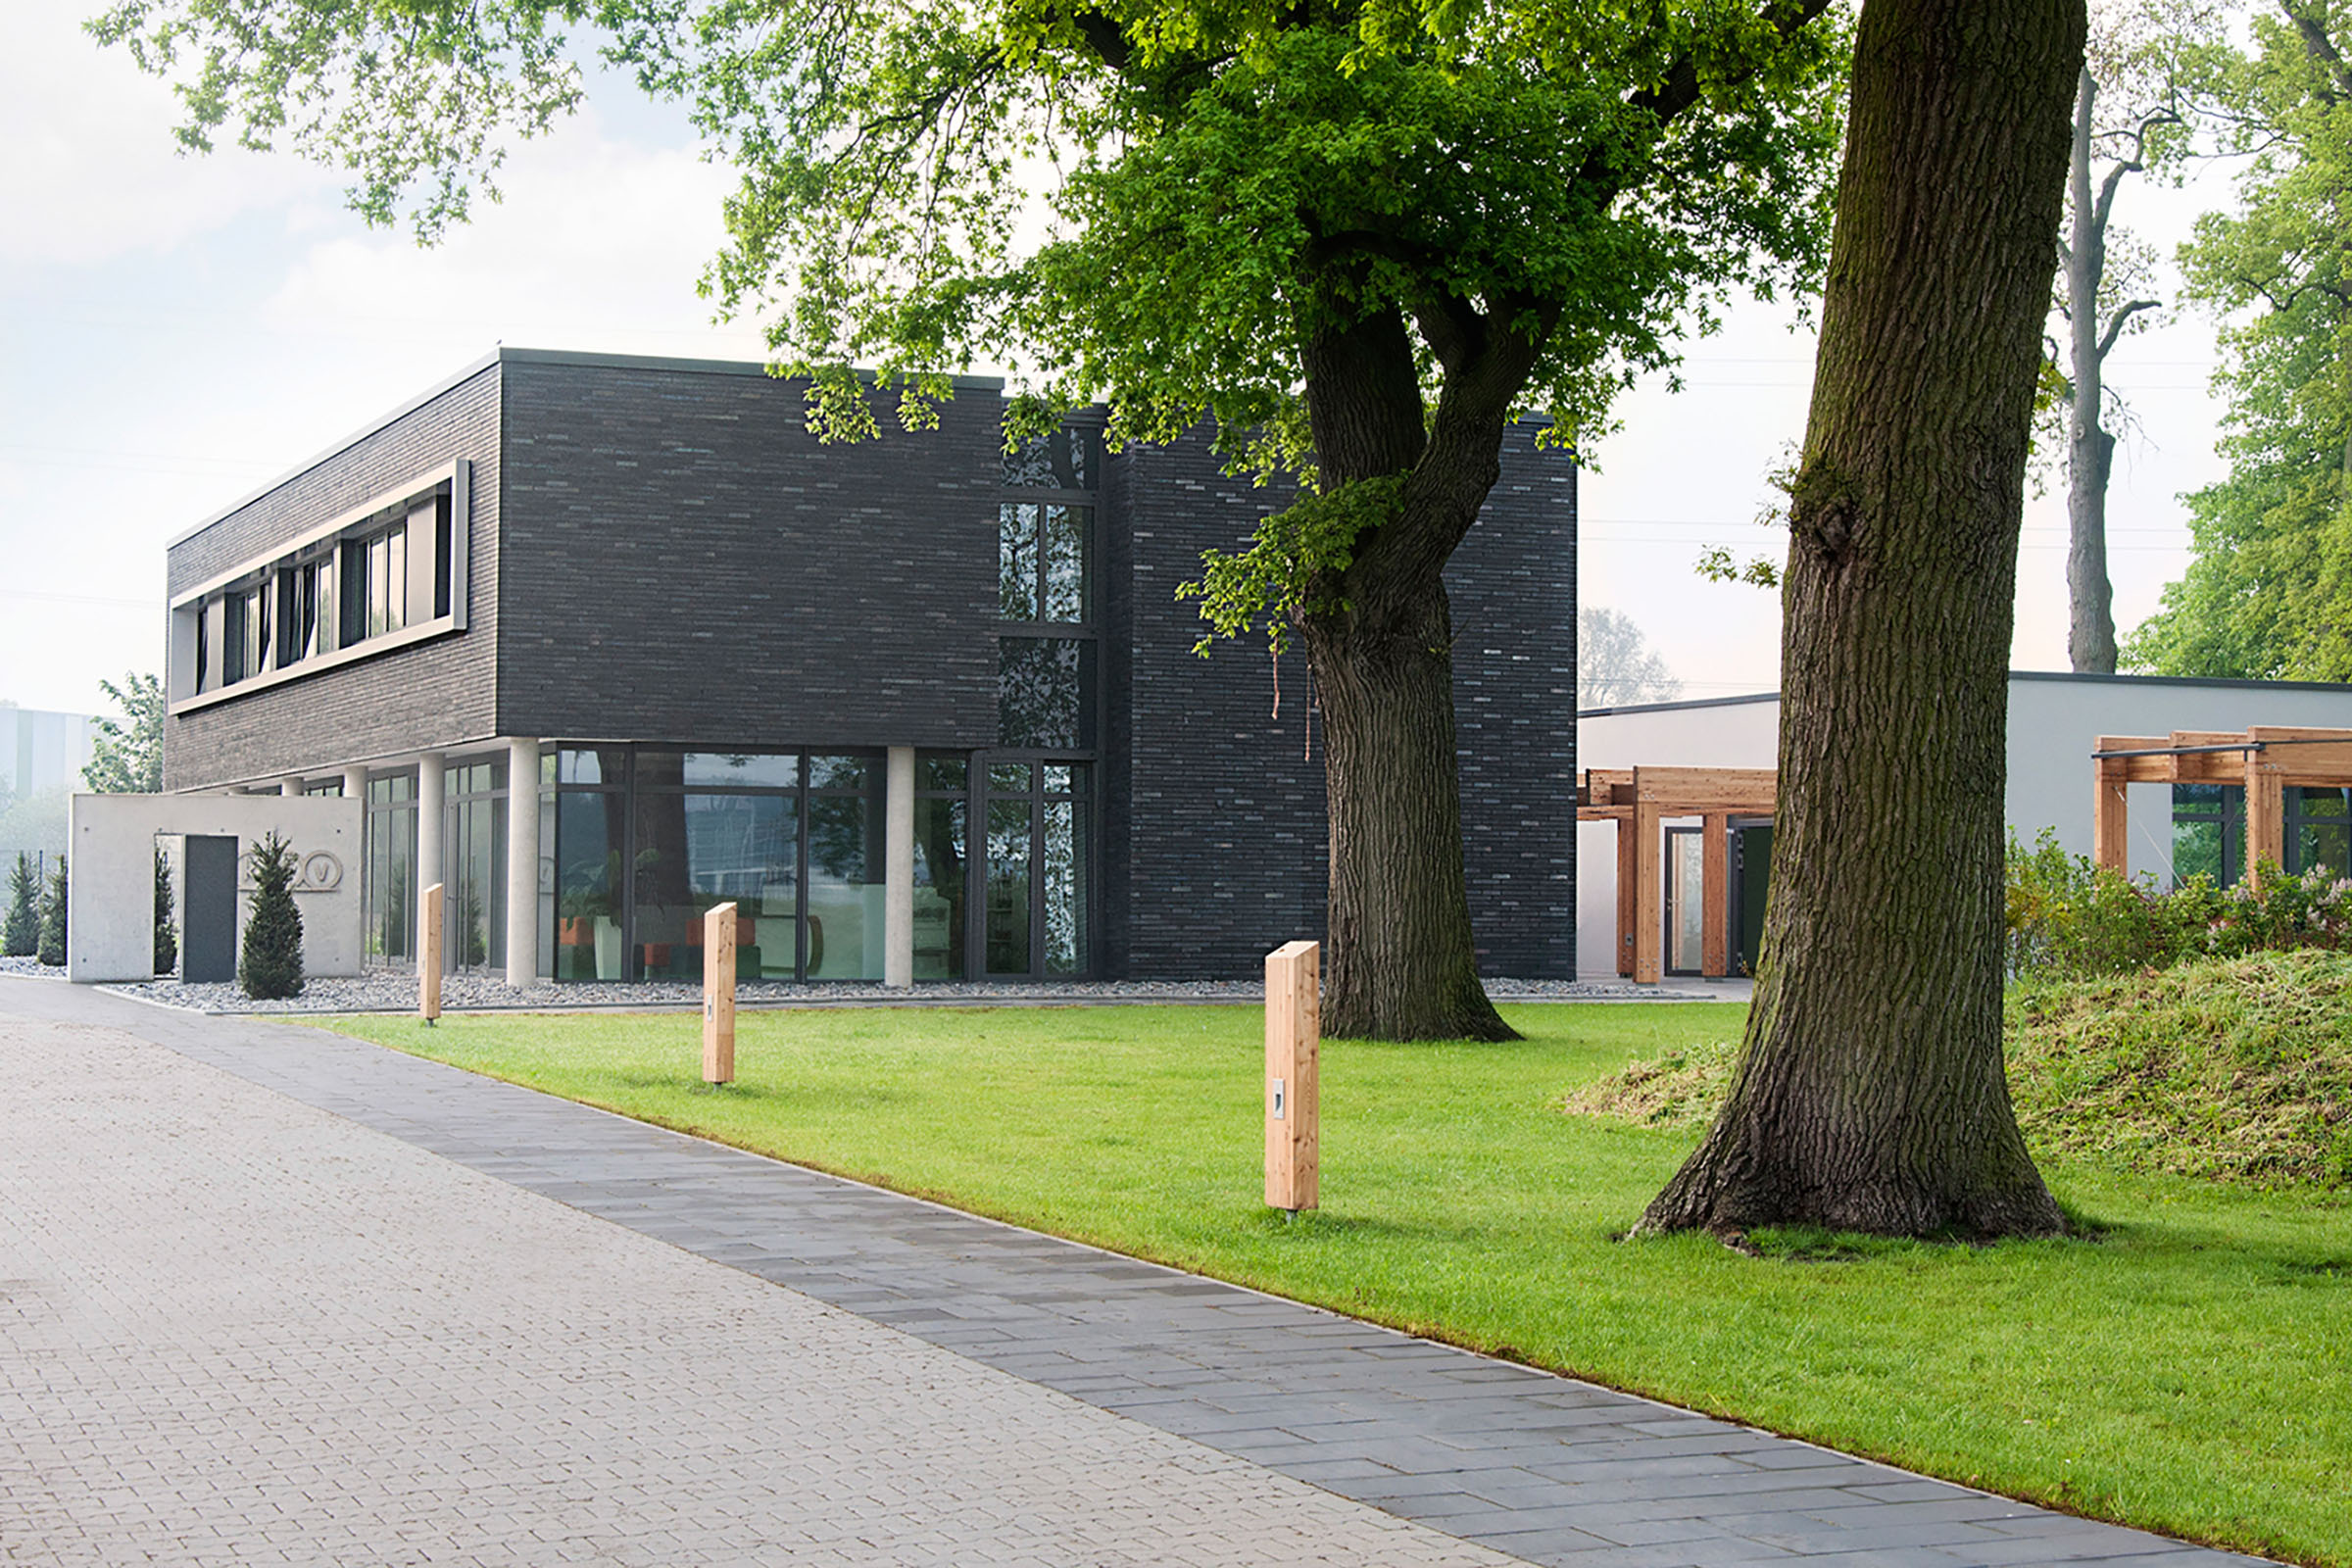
[1561,951,2352,1188]
[2009,949,2352,1187]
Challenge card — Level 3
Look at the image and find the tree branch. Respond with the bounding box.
[2095,298,2159,360]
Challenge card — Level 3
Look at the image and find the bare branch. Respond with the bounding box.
[2095,298,2159,359]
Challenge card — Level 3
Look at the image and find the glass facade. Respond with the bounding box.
[445,760,507,976]
[2171,783,2352,886]
[913,755,968,979]
[537,747,891,982]
[982,760,1091,978]
[363,773,417,968]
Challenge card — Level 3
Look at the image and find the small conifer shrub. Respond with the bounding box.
[36,857,68,967]
[2,854,37,957]
[238,833,304,1000]
[154,844,178,977]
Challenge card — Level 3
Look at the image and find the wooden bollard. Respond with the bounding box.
[1264,940,1320,1212]
[703,902,737,1085]
[418,883,444,1023]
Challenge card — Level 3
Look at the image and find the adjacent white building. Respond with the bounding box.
[0,706,96,799]
[1575,671,2352,980]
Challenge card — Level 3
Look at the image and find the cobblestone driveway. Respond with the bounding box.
[0,1013,1520,1568]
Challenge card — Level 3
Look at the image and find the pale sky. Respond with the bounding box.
[0,0,2236,723]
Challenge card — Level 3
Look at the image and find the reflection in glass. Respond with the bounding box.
[683,753,800,788]
[2173,816,2223,886]
[1001,426,1094,489]
[913,796,966,979]
[556,749,622,785]
[631,787,800,980]
[553,792,623,979]
[1042,505,1090,622]
[1669,832,1704,973]
[808,755,871,791]
[446,786,507,975]
[917,754,968,792]
[363,774,417,968]
[1001,502,1038,618]
[807,780,884,979]
[986,798,1032,975]
[989,763,1032,795]
[1041,798,1089,976]
[998,639,1096,748]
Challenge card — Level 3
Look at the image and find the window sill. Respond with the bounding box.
[169,615,464,716]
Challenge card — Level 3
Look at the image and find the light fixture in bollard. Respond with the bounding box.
[703,901,738,1085]
[418,883,445,1024]
[1264,939,1320,1213]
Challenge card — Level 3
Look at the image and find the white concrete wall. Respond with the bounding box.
[67,794,364,983]
[1574,674,2352,976]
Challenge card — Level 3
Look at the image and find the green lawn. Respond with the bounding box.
[322,1003,2352,1566]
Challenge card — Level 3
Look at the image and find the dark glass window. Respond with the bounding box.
[445,760,507,976]
[682,752,801,789]
[1001,425,1098,489]
[341,523,408,644]
[913,750,971,981]
[552,792,624,980]
[985,795,1032,976]
[194,600,212,692]
[224,582,270,684]
[807,757,884,979]
[980,759,1090,978]
[999,639,1097,748]
[998,503,1091,623]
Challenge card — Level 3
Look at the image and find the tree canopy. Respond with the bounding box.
[2123,1,2352,678]
[97,0,1849,1037]
[83,672,165,795]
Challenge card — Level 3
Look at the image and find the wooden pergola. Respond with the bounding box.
[2093,724,2352,885]
[1578,766,1778,983]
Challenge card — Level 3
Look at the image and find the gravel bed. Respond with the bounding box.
[0,956,68,979]
[91,971,1690,1015]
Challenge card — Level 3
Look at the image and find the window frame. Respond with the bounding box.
[167,460,470,714]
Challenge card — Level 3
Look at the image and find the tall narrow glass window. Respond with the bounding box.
[913,754,969,980]
[999,638,1097,748]
[807,755,884,980]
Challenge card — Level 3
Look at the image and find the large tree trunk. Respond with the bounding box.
[2067,64,2120,674]
[1295,303,1518,1042]
[1640,0,2080,1239]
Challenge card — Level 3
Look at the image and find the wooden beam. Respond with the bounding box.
[2092,759,2130,874]
[2246,747,2286,886]
[1635,797,1664,985]
[1615,817,1637,977]
[1264,940,1320,1212]
[703,901,737,1085]
[418,883,444,1023]
[1700,813,1730,979]
[1630,765,1779,811]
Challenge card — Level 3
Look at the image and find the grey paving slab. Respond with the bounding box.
[4,978,2280,1568]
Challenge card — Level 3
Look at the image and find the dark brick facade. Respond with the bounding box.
[495,356,1001,751]
[164,365,504,790]
[1103,424,1576,981]
[162,350,1575,978]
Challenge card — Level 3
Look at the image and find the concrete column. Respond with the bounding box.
[884,746,914,989]
[416,751,446,969]
[342,764,368,801]
[505,737,540,987]
[278,776,305,798]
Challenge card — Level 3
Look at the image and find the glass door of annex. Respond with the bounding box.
[981,760,1093,980]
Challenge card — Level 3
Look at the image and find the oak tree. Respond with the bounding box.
[1641,0,2083,1239]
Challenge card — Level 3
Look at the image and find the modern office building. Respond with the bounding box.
[162,348,1577,986]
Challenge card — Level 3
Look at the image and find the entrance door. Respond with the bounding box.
[182,834,238,983]
[980,760,1093,979]
[1731,819,1773,977]
[1662,826,1706,976]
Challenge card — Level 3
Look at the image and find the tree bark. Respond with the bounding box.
[1295,298,1520,1042]
[1640,0,2080,1239]
[2067,64,2121,673]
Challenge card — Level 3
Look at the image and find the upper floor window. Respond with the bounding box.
[1002,425,1099,490]
[999,502,1091,623]
[168,461,470,713]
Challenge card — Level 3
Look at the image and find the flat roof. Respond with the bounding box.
[164,347,1011,552]
[1577,667,2352,720]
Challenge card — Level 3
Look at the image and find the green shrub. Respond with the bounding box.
[2004,828,2352,979]
[3,854,37,957]
[36,856,67,967]
[238,833,304,1000]
[153,844,177,976]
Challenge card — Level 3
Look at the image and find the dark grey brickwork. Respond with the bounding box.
[494,356,1000,751]
[1105,424,1576,981]
[161,349,1574,979]
[164,365,504,790]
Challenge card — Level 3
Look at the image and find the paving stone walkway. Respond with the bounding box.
[1,979,2269,1568]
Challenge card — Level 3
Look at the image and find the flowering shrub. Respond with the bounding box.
[2005,828,2352,978]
